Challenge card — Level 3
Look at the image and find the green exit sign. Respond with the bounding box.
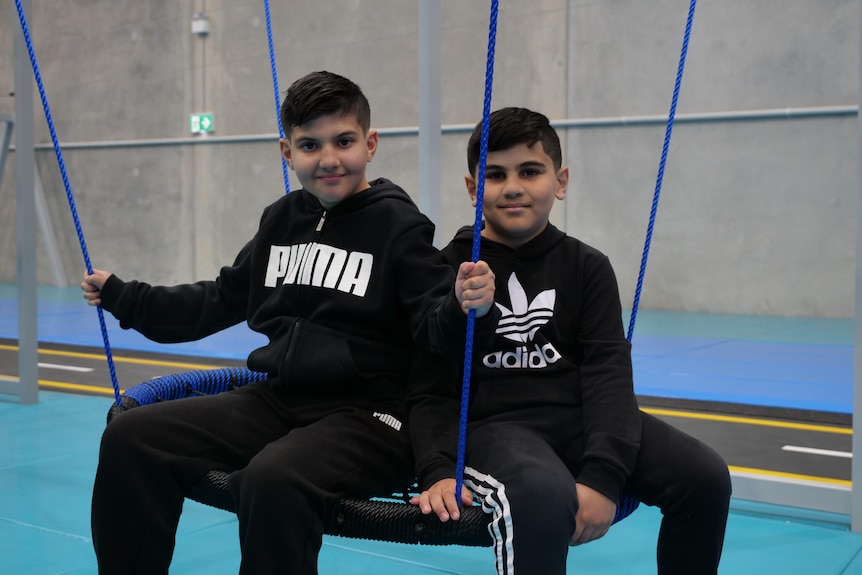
[190,113,215,134]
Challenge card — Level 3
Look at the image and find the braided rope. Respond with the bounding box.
[455,0,499,502]
[14,0,121,406]
[263,0,291,194]
[121,367,268,406]
[627,0,699,343]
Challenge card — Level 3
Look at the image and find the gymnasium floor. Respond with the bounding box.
[2,286,862,574]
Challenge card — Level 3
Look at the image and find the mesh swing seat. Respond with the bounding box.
[106,367,640,547]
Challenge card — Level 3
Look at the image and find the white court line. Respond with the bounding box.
[37,362,94,373]
[782,445,852,459]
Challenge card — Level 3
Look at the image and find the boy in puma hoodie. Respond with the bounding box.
[83,71,499,575]
[410,107,730,575]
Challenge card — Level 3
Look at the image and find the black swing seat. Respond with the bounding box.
[106,368,638,546]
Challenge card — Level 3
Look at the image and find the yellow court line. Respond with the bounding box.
[39,379,124,395]
[0,343,224,371]
[1,375,123,395]
[642,407,851,435]
[729,465,852,487]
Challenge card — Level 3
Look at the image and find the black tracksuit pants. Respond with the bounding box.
[464,409,731,575]
[91,382,414,575]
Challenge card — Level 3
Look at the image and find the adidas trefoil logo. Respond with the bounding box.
[484,273,561,369]
[497,272,555,342]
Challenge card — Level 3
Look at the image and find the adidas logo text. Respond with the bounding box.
[483,342,562,369]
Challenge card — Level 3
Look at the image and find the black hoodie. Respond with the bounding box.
[99,178,498,413]
[410,223,640,503]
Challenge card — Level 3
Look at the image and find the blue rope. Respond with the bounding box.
[14,0,122,406]
[627,0,698,344]
[263,0,291,194]
[124,368,268,406]
[455,0,499,502]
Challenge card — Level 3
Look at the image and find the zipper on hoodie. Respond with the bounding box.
[295,209,327,312]
[297,210,327,277]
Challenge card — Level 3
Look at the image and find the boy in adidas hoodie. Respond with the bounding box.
[410,107,731,574]
[81,71,499,575]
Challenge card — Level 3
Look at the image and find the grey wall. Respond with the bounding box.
[0,0,857,317]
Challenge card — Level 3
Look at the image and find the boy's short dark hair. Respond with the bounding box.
[467,107,563,175]
[280,71,371,135]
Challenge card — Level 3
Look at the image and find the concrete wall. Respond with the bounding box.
[0,0,857,316]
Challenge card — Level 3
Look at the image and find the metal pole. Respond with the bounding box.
[850,0,862,532]
[418,0,442,245]
[11,0,39,404]
[3,105,852,152]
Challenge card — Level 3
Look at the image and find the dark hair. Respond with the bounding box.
[467,107,562,175]
[280,71,371,135]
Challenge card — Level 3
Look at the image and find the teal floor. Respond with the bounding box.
[4,392,862,574]
[2,287,862,573]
